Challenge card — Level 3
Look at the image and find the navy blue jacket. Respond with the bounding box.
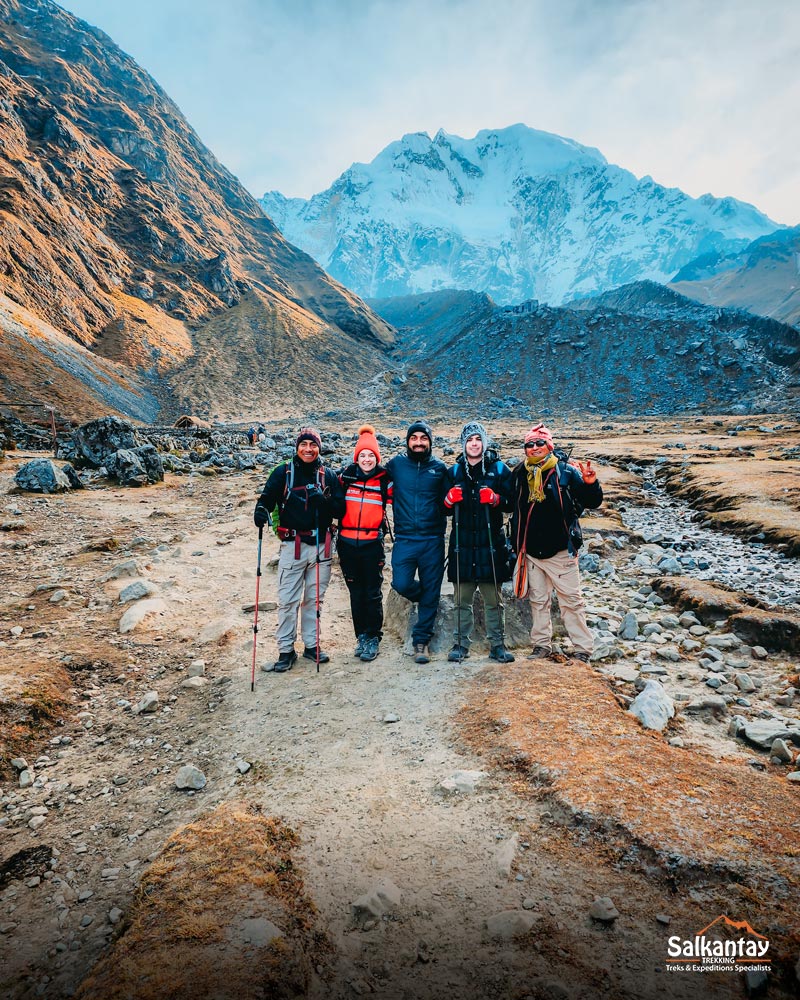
[385,452,448,537]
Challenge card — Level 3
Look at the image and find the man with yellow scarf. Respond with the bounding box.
[509,423,602,662]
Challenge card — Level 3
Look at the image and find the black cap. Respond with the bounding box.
[406,420,433,444]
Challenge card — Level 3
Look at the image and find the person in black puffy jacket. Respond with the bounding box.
[385,420,448,664]
[509,423,602,663]
[444,421,515,664]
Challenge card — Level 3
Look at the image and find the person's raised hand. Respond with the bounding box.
[578,460,596,484]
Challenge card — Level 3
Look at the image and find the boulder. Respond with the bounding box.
[72,416,137,468]
[14,459,72,494]
[105,448,148,487]
[629,681,675,731]
[106,446,164,487]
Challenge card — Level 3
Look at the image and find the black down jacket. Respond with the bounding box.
[446,455,513,584]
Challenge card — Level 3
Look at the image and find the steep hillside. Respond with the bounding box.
[670,226,800,328]
[370,286,800,417]
[261,125,781,307]
[0,0,393,421]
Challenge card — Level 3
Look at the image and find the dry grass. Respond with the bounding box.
[458,659,800,959]
[0,657,72,774]
[77,802,327,1000]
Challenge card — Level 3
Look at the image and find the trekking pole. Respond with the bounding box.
[250,526,263,692]
[314,507,321,673]
[454,504,462,658]
[485,507,504,647]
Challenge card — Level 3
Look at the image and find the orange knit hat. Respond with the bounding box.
[354,424,381,463]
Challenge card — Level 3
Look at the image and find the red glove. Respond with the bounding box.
[444,486,463,508]
[479,487,500,506]
[578,460,597,484]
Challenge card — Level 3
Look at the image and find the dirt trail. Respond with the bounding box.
[0,460,797,1000]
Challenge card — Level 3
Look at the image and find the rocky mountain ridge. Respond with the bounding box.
[261,124,781,307]
[0,0,393,421]
[669,225,800,328]
[371,283,800,417]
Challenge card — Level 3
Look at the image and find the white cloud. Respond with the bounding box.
[57,0,800,221]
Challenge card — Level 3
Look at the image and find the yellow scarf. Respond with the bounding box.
[525,452,558,503]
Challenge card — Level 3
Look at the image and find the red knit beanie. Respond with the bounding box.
[354,424,381,463]
[524,423,554,451]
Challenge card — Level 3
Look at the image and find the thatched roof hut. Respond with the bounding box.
[173,415,212,429]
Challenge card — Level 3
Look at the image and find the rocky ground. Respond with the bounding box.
[1,416,799,1000]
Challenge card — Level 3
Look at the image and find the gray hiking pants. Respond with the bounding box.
[275,539,332,651]
[452,580,504,648]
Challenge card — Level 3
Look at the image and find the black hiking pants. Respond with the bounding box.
[338,539,385,639]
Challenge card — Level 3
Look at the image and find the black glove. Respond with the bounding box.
[304,484,328,505]
[254,502,270,529]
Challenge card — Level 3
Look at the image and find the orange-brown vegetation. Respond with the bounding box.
[458,659,800,965]
[76,803,325,1000]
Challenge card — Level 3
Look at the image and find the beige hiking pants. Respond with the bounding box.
[525,550,593,654]
[275,540,332,651]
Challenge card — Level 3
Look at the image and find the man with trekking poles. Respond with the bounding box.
[444,421,515,664]
[253,427,344,673]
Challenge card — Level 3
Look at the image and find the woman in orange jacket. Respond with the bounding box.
[338,425,392,662]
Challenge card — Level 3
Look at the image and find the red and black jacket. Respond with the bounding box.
[338,463,391,546]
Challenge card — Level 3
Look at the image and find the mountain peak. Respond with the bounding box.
[259,124,781,306]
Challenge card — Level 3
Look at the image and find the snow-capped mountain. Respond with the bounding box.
[260,125,782,306]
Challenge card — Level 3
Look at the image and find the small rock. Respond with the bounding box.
[119,580,158,604]
[28,816,46,831]
[382,713,400,724]
[770,739,793,763]
[49,589,68,604]
[751,646,768,660]
[589,896,619,922]
[235,760,251,774]
[239,917,283,947]
[629,681,675,731]
[11,757,28,771]
[495,834,519,878]
[180,676,208,690]
[19,770,33,788]
[108,907,123,925]
[351,879,402,927]
[734,673,757,693]
[175,765,206,790]
[656,913,671,925]
[187,659,206,677]
[438,770,486,795]
[485,909,538,939]
[787,772,800,784]
[133,692,159,715]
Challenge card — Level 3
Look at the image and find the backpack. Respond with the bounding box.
[269,460,327,535]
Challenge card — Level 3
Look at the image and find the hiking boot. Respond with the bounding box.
[489,644,515,663]
[360,636,380,662]
[448,644,469,662]
[272,649,297,673]
[303,646,330,664]
[572,651,592,663]
[413,643,430,664]
[528,645,552,660]
[354,633,368,658]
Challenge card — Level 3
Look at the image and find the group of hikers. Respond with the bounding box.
[253,420,602,673]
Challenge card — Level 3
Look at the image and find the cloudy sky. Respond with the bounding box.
[58,0,800,223]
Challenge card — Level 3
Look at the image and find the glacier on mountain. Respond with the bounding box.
[260,124,781,306]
